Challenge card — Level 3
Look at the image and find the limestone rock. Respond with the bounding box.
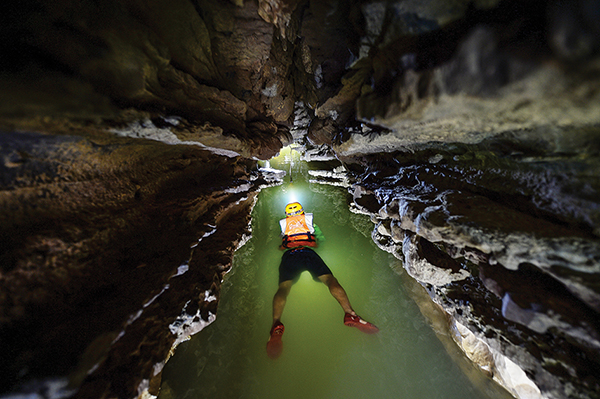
[0,129,261,398]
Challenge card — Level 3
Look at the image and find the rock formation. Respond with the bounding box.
[1,0,599,398]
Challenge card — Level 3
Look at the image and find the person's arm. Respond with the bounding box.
[313,224,325,243]
[279,219,287,250]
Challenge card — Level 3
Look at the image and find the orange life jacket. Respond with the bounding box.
[280,213,317,249]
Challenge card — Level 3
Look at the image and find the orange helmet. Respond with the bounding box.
[285,202,304,217]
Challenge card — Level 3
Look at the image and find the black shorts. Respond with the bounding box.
[278,247,333,284]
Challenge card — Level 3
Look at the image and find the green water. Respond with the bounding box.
[158,149,512,399]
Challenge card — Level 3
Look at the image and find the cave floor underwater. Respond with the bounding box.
[158,151,514,399]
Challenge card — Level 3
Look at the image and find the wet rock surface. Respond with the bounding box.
[1,0,600,398]
[0,128,267,398]
[343,134,600,398]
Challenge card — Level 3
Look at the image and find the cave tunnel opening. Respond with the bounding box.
[157,147,515,399]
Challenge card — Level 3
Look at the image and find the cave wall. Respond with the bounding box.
[326,2,600,398]
[343,140,600,398]
[1,0,600,398]
[0,128,265,398]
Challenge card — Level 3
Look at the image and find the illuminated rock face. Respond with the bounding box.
[1,1,600,399]
[345,141,600,399]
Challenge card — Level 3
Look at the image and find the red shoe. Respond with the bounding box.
[266,322,285,359]
[344,313,379,334]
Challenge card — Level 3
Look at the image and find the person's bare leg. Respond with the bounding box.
[318,274,355,315]
[318,273,379,333]
[267,280,293,359]
[272,280,293,326]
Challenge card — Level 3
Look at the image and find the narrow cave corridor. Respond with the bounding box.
[158,150,516,399]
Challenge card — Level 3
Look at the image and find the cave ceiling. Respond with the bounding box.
[3,0,598,159]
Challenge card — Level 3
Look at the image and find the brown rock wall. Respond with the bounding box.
[0,129,262,398]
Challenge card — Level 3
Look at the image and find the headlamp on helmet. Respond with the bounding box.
[285,202,304,217]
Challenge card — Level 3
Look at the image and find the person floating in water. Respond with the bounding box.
[266,202,379,359]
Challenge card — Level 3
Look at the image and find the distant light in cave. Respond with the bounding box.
[263,145,306,207]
